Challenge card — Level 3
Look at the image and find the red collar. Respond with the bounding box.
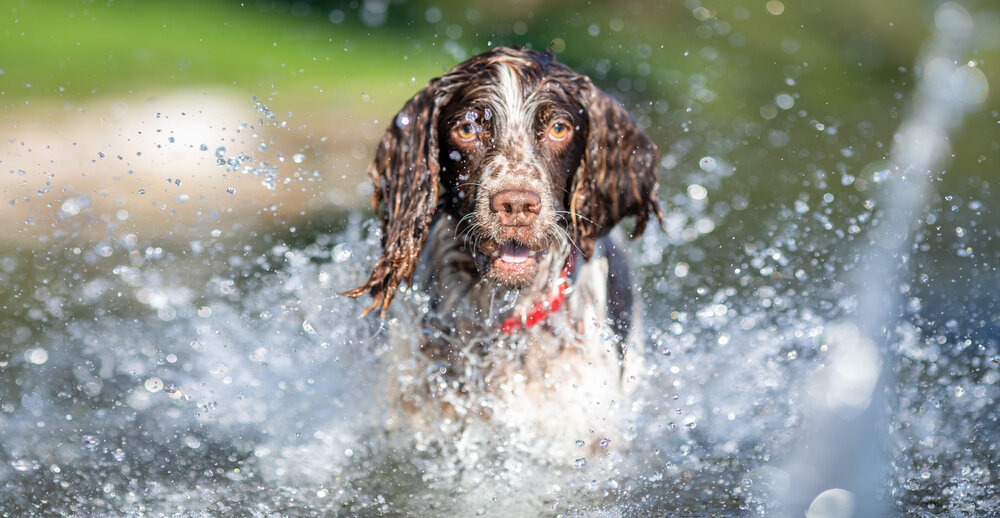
[500,248,578,334]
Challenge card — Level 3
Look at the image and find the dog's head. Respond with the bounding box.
[345,46,661,316]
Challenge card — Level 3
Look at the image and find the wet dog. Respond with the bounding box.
[345,46,661,453]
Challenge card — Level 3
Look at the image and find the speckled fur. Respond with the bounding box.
[345,46,661,453]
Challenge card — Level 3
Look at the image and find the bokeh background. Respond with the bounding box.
[2,0,999,516]
[4,0,998,324]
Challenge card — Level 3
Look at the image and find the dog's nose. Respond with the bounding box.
[491,189,541,226]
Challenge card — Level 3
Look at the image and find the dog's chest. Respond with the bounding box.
[389,254,631,441]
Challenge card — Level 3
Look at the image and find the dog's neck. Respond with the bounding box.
[412,215,572,339]
[499,247,576,334]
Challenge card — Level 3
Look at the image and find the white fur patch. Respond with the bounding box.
[491,64,539,149]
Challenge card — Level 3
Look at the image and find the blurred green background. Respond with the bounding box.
[4,0,997,331]
[2,0,998,328]
[4,0,997,225]
[2,0,998,342]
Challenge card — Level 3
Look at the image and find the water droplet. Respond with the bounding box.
[82,435,99,451]
[574,458,587,469]
[449,150,462,161]
[395,113,411,128]
[599,438,611,449]
[574,440,585,447]
[25,348,49,365]
[302,320,317,335]
[10,459,39,472]
[215,146,226,158]
[687,184,707,200]
[806,488,855,518]
[698,157,717,172]
[144,377,163,393]
[292,153,306,163]
[332,243,351,262]
[775,93,795,110]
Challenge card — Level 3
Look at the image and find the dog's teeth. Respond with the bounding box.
[501,254,528,264]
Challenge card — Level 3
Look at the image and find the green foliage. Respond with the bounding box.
[1,0,439,104]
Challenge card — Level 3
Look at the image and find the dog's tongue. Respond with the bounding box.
[499,243,531,264]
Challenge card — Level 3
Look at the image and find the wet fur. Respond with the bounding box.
[344,46,661,449]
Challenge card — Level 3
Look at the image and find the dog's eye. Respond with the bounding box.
[456,123,478,141]
[548,122,571,141]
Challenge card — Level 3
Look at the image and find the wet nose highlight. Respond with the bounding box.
[491,189,541,226]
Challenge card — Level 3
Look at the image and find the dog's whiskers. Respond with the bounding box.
[554,210,597,227]
[347,46,662,456]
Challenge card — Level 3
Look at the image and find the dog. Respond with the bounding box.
[344,46,661,453]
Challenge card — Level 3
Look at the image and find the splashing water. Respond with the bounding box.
[2,8,998,518]
[779,4,993,516]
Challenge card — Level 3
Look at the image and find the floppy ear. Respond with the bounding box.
[568,79,662,259]
[343,77,452,316]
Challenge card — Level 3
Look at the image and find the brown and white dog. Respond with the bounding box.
[345,46,661,452]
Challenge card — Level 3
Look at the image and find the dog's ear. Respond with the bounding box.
[343,76,454,316]
[568,79,662,259]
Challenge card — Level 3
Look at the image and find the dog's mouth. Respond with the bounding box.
[479,240,544,286]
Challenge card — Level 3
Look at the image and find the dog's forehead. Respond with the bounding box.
[447,60,577,131]
[489,65,535,130]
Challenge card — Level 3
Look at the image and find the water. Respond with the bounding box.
[2,186,996,516]
[3,3,999,517]
[779,4,994,516]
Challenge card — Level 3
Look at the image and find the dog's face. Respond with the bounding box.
[438,64,588,287]
[345,47,661,315]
